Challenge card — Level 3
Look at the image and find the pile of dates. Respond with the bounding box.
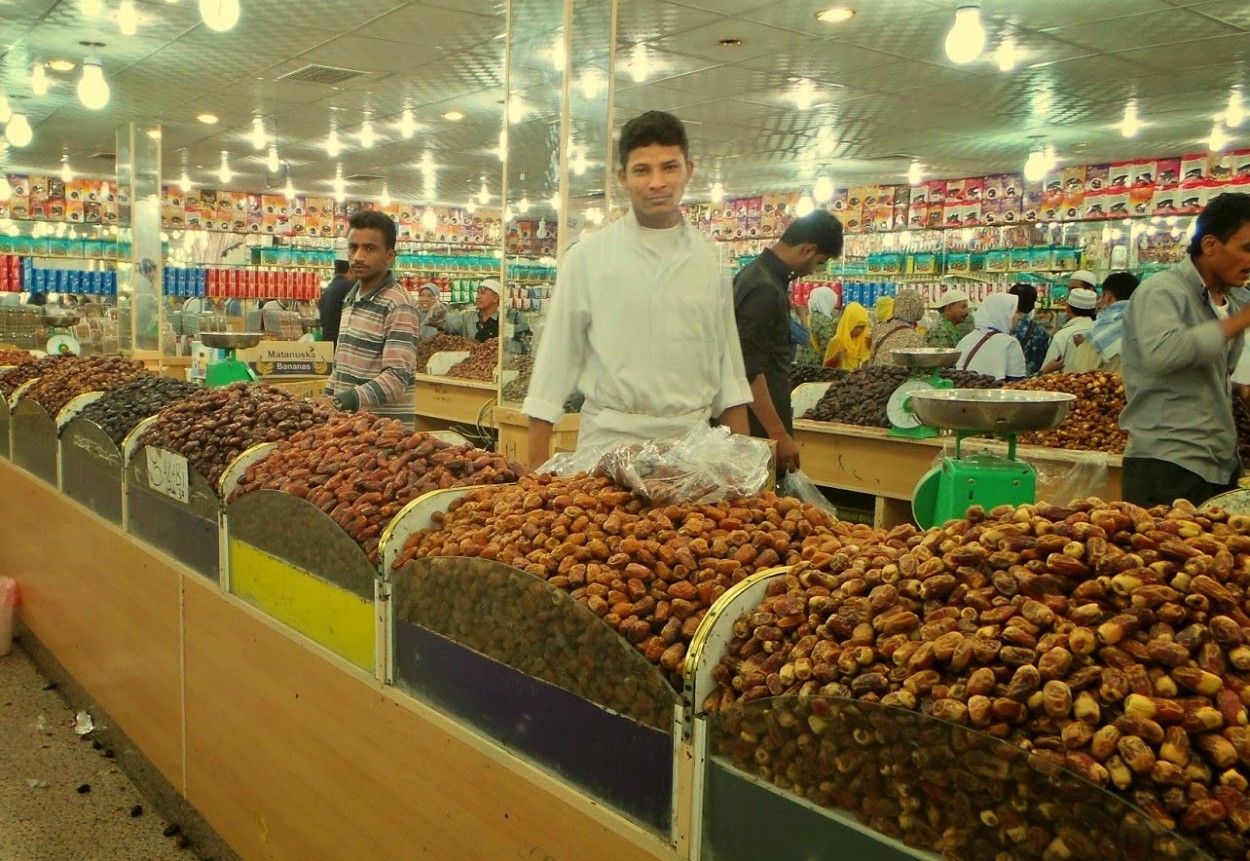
[140,383,332,485]
[803,366,1000,428]
[711,497,1250,860]
[1006,371,1127,453]
[415,333,477,374]
[0,355,77,397]
[791,365,847,388]
[0,349,34,367]
[26,356,147,417]
[79,376,201,444]
[397,473,877,689]
[447,337,499,382]
[232,413,524,564]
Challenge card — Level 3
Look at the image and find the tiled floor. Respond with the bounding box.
[0,641,197,861]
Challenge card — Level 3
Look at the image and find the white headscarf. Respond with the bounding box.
[974,292,1018,334]
[808,286,837,317]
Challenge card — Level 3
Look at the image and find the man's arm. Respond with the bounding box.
[522,252,589,428]
[747,374,800,470]
[527,419,553,469]
[717,404,749,436]
[336,301,420,411]
[1133,287,1250,376]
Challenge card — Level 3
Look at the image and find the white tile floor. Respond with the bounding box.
[0,642,197,861]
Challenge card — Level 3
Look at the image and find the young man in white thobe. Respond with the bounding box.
[522,111,751,466]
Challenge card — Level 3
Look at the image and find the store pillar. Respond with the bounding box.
[115,121,163,356]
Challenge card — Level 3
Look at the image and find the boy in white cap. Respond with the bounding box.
[1068,269,1098,292]
[924,288,970,349]
[1041,284,1098,373]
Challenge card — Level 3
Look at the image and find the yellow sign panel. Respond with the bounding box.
[237,341,335,378]
[229,540,374,671]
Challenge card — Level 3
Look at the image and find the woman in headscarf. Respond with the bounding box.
[868,289,927,367]
[415,283,448,338]
[795,286,839,366]
[873,295,894,324]
[955,292,1027,381]
[824,302,872,371]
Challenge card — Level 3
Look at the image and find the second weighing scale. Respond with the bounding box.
[200,332,262,387]
[885,348,960,439]
[908,388,1076,529]
[43,312,82,356]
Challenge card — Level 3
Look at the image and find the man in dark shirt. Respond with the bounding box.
[473,278,501,341]
[734,209,844,472]
[318,259,353,344]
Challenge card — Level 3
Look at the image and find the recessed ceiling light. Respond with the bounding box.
[147,129,162,140]
[717,38,743,47]
[47,59,76,72]
[442,109,465,122]
[816,6,856,24]
[196,112,219,124]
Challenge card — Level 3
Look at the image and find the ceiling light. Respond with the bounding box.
[630,43,649,84]
[518,196,530,213]
[332,164,345,202]
[283,177,295,200]
[1043,143,1057,171]
[0,175,11,202]
[380,183,391,208]
[993,35,1019,72]
[442,109,465,122]
[789,79,818,111]
[118,0,138,35]
[816,7,856,24]
[0,96,10,124]
[813,175,834,203]
[1024,144,1048,183]
[795,195,815,217]
[5,112,33,148]
[1227,88,1246,128]
[217,150,232,184]
[1209,120,1229,152]
[146,128,161,139]
[1120,99,1141,138]
[578,68,604,100]
[77,56,110,110]
[507,97,526,124]
[907,161,923,186]
[60,156,73,183]
[399,108,416,139]
[198,0,240,32]
[196,112,218,124]
[47,59,76,72]
[550,35,566,73]
[710,181,724,204]
[30,63,49,96]
[360,118,376,149]
[717,38,743,47]
[587,206,604,226]
[325,126,341,157]
[422,208,437,231]
[266,145,280,173]
[465,200,477,215]
[478,177,490,204]
[178,169,192,193]
[250,116,266,150]
[549,193,561,212]
[945,3,986,65]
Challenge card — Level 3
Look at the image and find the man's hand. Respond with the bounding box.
[1073,334,1086,347]
[777,432,801,473]
[314,396,340,411]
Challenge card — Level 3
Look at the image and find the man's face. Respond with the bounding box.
[476,287,498,314]
[793,245,830,278]
[1202,223,1250,288]
[618,143,693,229]
[1068,278,1093,292]
[347,228,395,285]
[944,301,969,324]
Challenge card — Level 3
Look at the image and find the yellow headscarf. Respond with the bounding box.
[825,302,872,370]
[874,296,894,323]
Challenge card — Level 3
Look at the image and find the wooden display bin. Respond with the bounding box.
[411,373,497,434]
[494,405,580,467]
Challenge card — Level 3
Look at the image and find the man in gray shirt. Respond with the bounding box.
[1121,193,1250,507]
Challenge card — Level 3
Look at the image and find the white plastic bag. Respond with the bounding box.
[779,470,839,519]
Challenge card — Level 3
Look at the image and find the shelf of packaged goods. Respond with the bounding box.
[791,418,1122,529]
[493,406,580,468]
[0,458,679,861]
[412,373,498,433]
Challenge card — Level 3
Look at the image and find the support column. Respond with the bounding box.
[115,122,163,356]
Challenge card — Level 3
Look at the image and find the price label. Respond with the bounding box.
[146,447,189,504]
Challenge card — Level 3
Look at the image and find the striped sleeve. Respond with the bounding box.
[355,299,420,409]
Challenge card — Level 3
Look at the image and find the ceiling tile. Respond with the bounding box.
[1040,7,1241,51]
[651,18,826,63]
[1111,33,1250,71]
[1190,0,1250,30]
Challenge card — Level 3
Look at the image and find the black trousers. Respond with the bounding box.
[1121,457,1238,509]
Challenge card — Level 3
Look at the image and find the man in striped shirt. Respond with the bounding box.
[323,210,420,427]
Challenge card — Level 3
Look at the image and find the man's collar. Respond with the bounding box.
[349,270,394,304]
[759,247,793,282]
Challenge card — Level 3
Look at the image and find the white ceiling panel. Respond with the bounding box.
[350,4,499,52]
[1111,33,1250,71]
[652,18,827,63]
[1040,6,1242,51]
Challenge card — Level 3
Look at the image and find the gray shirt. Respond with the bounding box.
[1120,256,1250,484]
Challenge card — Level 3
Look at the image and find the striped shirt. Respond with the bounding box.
[324,271,420,426]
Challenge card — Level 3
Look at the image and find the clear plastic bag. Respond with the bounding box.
[779,469,839,518]
[541,424,773,505]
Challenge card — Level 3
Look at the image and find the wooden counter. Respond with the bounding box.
[0,455,678,861]
[793,419,1123,528]
[494,405,580,467]
[412,373,497,434]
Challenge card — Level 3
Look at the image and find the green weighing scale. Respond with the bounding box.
[885,348,961,439]
[299,316,322,342]
[43,312,83,356]
[907,388,1077,529]
[199,332,262,387]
